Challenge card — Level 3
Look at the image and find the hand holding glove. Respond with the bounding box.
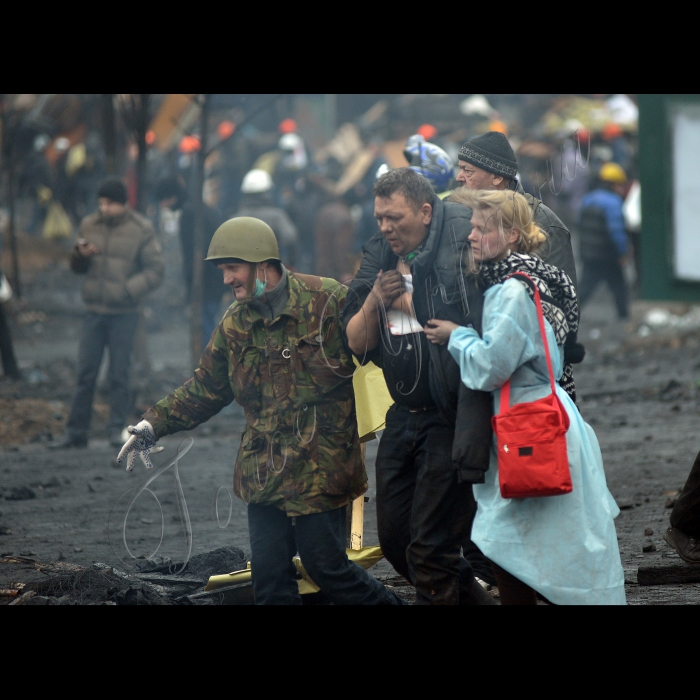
[116,420,164,471]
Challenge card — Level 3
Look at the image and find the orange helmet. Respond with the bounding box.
[217,120,236,141]
[278,118,298,134]
[577,128,592,144]
[602,123,623,141]
[179,135,201,154]
[417,123,438,140]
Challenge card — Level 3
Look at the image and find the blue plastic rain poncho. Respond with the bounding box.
[448,278,626,605]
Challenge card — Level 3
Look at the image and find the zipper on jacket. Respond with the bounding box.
[100,222,110,307]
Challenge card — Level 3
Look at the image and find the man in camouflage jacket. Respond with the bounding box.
[146,268,364,516]
[120,217,404,605]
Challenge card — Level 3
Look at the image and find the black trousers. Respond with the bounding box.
[375,404,478,605]
[461,492,497,586]
[490,560,538,605]
[0,302,20,378]
[578,259,629,319]
[247,503,405,605]
[671,449,700,537]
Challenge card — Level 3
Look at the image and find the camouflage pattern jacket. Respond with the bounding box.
[144,272,366,517]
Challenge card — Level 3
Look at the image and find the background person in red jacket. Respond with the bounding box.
[49,177,164,449]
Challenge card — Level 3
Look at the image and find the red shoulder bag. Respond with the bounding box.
[491,273,572,499]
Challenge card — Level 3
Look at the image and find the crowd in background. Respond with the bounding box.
[2,94,640,296]
[0,93,641,387]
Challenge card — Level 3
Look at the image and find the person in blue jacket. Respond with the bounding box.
[577,163,630,319]
[425,188,626,605]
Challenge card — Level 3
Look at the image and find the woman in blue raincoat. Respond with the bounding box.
[425,189,625,606]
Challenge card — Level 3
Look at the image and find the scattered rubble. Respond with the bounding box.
[2,547,251,605]
[644,306,700,332]
[3,486,36,501]
[0,354,233,447]
[638,562,700,586]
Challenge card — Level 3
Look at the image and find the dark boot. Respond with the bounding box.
[460,576,499,605]
[663,527,700,564]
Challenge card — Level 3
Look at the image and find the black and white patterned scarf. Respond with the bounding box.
[478,253,583,400]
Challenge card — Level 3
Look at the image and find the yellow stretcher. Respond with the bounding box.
[204,545,385,595]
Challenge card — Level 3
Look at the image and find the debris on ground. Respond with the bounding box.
[0,398,69,446]
[2,486,37,501]
[1,547,406,605]
[135,546,248,579]
[1,547,253,605]
[0,355,232,446]
[638,562,700,586]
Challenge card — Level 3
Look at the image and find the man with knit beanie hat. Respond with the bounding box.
[456,131,519,189]
[96,177,129,205]
[49,177,164,450]
[456,131,578,288]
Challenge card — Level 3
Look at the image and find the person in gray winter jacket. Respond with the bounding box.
[49,177,164,449]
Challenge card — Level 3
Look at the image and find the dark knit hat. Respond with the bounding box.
[155,175,185,202]
[458,131,518,180]
[97,177,128,205]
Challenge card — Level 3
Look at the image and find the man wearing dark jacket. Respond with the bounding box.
[343,168,494,605]
[156,176,225,348]
[456,131,578,288]
[0,237,21,381]
[49,177,164,449]
[456,131,583,404]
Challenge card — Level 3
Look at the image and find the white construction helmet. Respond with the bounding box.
[241,169,273,194]
[279,133,303,152]
[375,163,391,180]
[54,137,71,152]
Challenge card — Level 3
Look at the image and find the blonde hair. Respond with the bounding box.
[448,189,548,256]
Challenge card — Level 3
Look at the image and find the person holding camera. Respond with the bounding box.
[49,177,164,449]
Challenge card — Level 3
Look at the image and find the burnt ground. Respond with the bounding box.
[3,237,700,604]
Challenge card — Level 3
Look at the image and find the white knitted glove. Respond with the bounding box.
[116,420,164,471]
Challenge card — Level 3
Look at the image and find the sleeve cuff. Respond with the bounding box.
[447,325,478,358]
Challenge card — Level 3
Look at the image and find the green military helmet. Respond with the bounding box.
[205,217,280,263]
